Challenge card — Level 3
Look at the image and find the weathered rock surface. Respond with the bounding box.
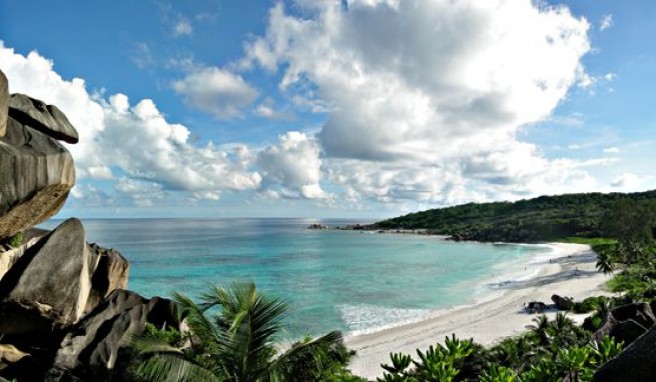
[48,289,177,381]
[7,93,79,144]
[0,218,92,339]
[85,243,130,313]
[608,319,648,345]
[0,344,29,370]
[551,294,574,311]
[0,70,7,137]
[594,325,656,382]
[0,236,42,282]
[611,302,655,328]
[592,302,656,343]
[0,117,75,239]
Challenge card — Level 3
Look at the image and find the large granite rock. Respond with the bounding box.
[0,344,29,370]
[611,302,656,328]
[0,117,75,239]
[594,326,656,382]
[593,302,656,343]
[85,243,130,313]
[8,93,79,144]
[551,294,574,311]
[0,218,92,340]
[0,70,7,137]
[48,289,177,381]
[0,236,42,282]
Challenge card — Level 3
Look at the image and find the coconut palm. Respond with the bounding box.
[133,282,344,382]
[595,250,614,275]
[526,315,550,347]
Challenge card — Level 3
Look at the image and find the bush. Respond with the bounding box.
[7,232,24,247]
[582,315,604,332]
[573,296,610,314]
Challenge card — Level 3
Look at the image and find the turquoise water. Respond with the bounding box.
[41,218,550,338]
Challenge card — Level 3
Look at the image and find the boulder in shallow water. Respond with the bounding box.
[0,118,75,239]
[8,93,79,144]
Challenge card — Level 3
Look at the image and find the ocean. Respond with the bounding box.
[40,218,551,339]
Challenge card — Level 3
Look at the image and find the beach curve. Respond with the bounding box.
[345,243,613,379]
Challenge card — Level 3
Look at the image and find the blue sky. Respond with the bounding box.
[1,0,654,219]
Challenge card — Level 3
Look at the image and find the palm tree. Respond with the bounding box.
[133,282,344,382]
[595,250,614,275]
[526,315,550,347]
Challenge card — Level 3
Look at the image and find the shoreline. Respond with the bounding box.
[345,243,612,379]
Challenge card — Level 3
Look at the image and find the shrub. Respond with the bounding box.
[7,232,24,247]
[574,296,610,314]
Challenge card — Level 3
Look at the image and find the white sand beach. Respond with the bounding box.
[345,243,613,379]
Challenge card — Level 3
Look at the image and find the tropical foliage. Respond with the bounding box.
[132,282,349,382]
[373,191,656,243]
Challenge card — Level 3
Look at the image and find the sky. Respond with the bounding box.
[0,0,654,219]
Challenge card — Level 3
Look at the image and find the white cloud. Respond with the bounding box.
[173,18,193,37]
[244,0,599,203]
[603,146,620,154]
[257,132,330,199]
[172,66,258,119]
[600,14,613,31]
[0,42,262,206]
[254,98,294,120]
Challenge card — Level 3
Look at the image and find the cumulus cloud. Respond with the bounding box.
[0,0,632,212]
[0,42,262,205]
[257,132,330,199]
[172,66,258,119]
[242,0,600,204]
[254,98,294,120]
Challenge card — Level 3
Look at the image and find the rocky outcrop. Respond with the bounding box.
[0,344,29,370]
[7,93,79,144]
[0,69,180,381]
[551,294,574,311]
[85,243,130,313]
[594,325,656,382]
[592,302,656,344]
[0,219,92,340]
[0,236,42,281]
[0,117,75,239]
[0,70,7,137]
[48,290,177,381]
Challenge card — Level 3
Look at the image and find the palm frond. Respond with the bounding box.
[269,330,344,380]
[137,353,222,382]
[211,282,290,381]
[173,291,220,354]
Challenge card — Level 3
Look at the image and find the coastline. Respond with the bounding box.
[345,243,612,379]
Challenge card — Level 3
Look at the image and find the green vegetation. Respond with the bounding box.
[3,231,24,247]
[132,282,351,382]
[374,190,656,242]
[126,194,656,381]
[372,318,623,382]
